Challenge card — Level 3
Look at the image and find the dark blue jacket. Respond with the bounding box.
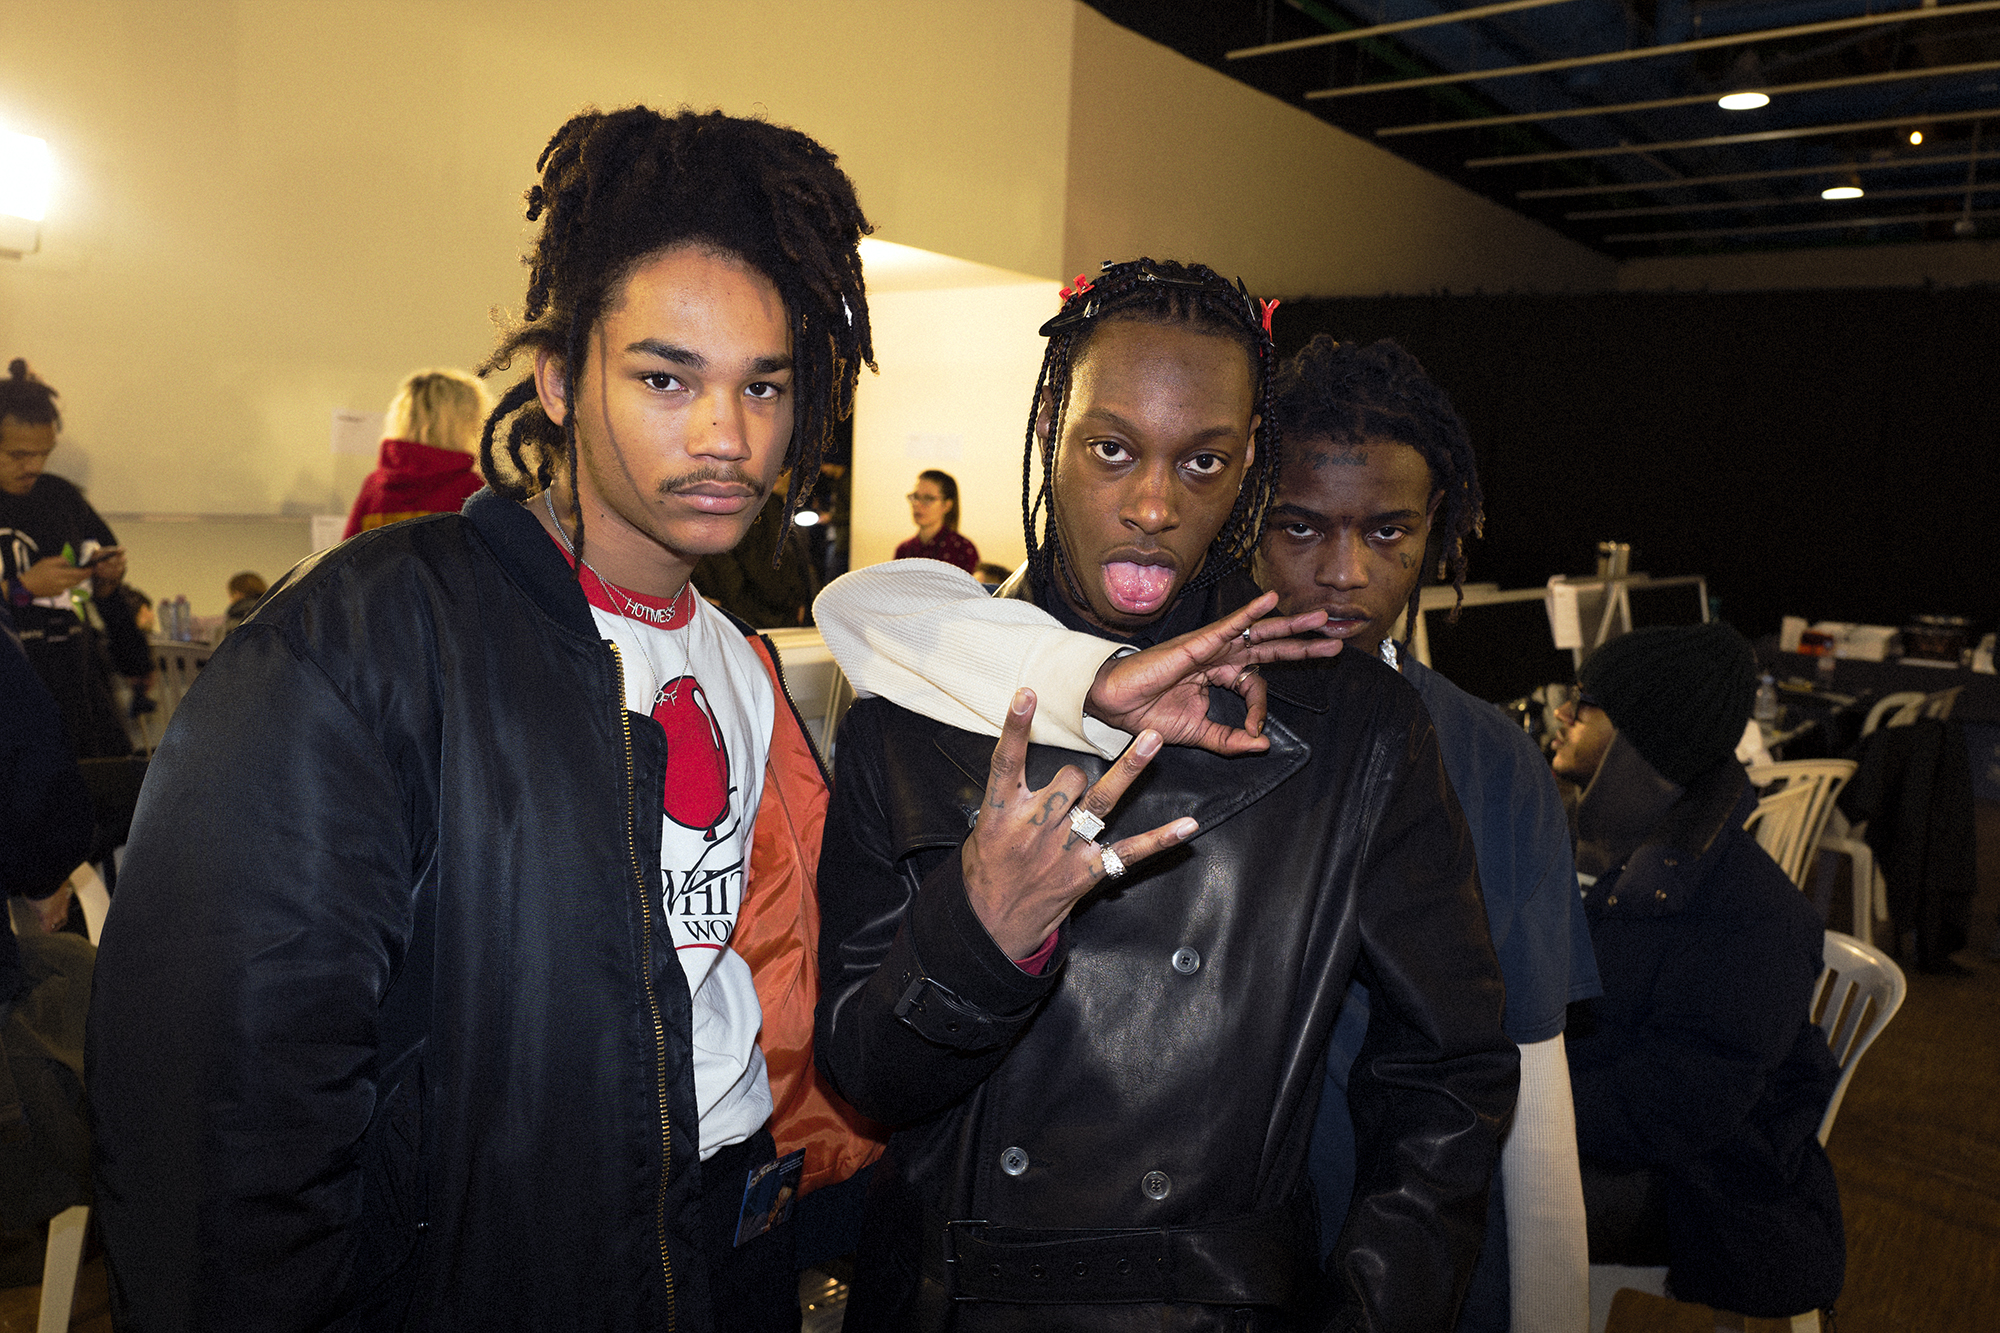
[1568,747,1843,1316]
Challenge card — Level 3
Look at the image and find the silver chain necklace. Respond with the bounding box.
[545,489,697,708]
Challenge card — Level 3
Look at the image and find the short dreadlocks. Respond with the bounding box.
[1,359,60,427]
[1024,258,1280,603]
[1270,334,1485,649]
[478,106,874,574]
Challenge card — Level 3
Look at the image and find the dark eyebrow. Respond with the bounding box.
[624,339,793,376]
[1268,501,1426,526]
[1073,406,1242,445]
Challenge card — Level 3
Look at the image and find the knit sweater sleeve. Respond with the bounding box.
[813,561,1132,759]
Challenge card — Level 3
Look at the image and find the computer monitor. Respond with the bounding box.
[1419,593,1576,706]
[1624,576,1710,630]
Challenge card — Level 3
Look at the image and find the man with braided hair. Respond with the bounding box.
[812,260,1518,1331]
[90,106,883,1332]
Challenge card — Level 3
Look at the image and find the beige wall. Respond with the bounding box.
[1060,7,1618,299]
[1618,236,2000,291]
[1,0,1078,607]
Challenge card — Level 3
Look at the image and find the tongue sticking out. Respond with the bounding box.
[1103,561,1175,615]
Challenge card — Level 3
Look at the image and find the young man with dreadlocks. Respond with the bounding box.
[89,107,882,1332]
[818,333,1603,1330]
[811,260,1518,1331]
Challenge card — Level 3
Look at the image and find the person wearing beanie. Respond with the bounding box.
[1553,621,1846,1318]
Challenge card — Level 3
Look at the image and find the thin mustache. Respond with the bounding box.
[656,467,765,496]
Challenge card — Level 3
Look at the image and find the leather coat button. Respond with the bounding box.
[1171,947,1200,974]
[1141,1170,1171,1200]
[1000,1146,1029,1176]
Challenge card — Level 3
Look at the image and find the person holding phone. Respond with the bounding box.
[1,359,149,758]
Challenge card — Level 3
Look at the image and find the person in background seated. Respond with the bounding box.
[1,359,149,759]
[0,599,98,1259]
[894,468,978,573]
[973,560,1011,590]
[223,570,267,633]
[341,367,490,538]
[1553,621,1844,1318]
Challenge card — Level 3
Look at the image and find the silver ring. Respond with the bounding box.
[1069,807,1105,842]
[1100,844,1127,879]
[1241,627,1253,644]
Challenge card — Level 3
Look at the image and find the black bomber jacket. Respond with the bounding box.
[89,490,738,1331]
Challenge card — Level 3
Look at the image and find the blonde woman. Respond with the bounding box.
[342,368,490,538]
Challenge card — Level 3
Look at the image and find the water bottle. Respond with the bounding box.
[1754,672,1779,725]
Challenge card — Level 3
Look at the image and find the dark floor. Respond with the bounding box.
[8,806,1997,1331]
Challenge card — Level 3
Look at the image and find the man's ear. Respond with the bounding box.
[532,349,568,428]
[1426,487,1445,522]
[1244,415,1260,474]
[1032,392,1056,449]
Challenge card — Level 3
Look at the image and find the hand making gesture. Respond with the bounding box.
[1086,591,1342,756]
[963,688,1200,958]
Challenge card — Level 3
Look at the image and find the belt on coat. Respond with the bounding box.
[924,1203,1313,1307]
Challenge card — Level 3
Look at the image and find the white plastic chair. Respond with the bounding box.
[1809,929,1907,1145]
[1743,761,1854,891]
[1587,930,1905,1333]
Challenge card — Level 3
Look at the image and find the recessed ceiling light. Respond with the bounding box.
[1909,130,1924,146]
[1821,185,1864,200]
[1718,92,1771,111]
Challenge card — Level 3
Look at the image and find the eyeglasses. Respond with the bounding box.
[907,493,944,505]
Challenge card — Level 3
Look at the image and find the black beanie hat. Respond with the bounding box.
[1577,621,1758,786]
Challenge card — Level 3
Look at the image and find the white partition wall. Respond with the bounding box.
[850,248,1059,575]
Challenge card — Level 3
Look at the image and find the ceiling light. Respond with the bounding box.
[1718,92,1771,111]
[1822,185,1865,200]
[792,510,820,528]
[0,130,52,221]
[1909,130,1925,145]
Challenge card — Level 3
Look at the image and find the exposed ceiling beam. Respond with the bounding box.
[1227,0,1584,60]
[1567,181,2000,219]
[1603,208,2000,242]
[1304,0,2000,100]
[1517,149,2000,198]
[1467,108,1999,167]
[1376,59,2000,137]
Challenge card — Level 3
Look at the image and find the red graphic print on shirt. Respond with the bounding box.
[655,676,731,838]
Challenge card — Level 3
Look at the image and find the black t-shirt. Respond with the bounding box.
[1,474,143,757]
[0,473,119,650]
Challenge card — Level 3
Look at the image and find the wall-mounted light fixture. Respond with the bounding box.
[0,130,53,257]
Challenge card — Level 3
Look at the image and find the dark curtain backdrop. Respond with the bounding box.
[1271,287,1998,640]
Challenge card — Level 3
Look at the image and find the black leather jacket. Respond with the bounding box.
[87,489,789,1332]
[814,575,1518,1332]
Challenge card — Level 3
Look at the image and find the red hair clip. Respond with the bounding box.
[1259,298,1280,336]
[1058,274,1095,304]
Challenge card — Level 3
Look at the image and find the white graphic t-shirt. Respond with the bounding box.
[576,561,776,1161]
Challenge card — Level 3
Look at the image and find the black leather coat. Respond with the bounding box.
[87,490,749,1331]
[814,576,1518,1332]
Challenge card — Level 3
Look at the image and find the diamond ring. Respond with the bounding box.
[1099,845,1128,879]
[1069,807,1105,842]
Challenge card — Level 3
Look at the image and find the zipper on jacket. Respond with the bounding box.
[757,631,834,787]
[610,641,677,1332]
